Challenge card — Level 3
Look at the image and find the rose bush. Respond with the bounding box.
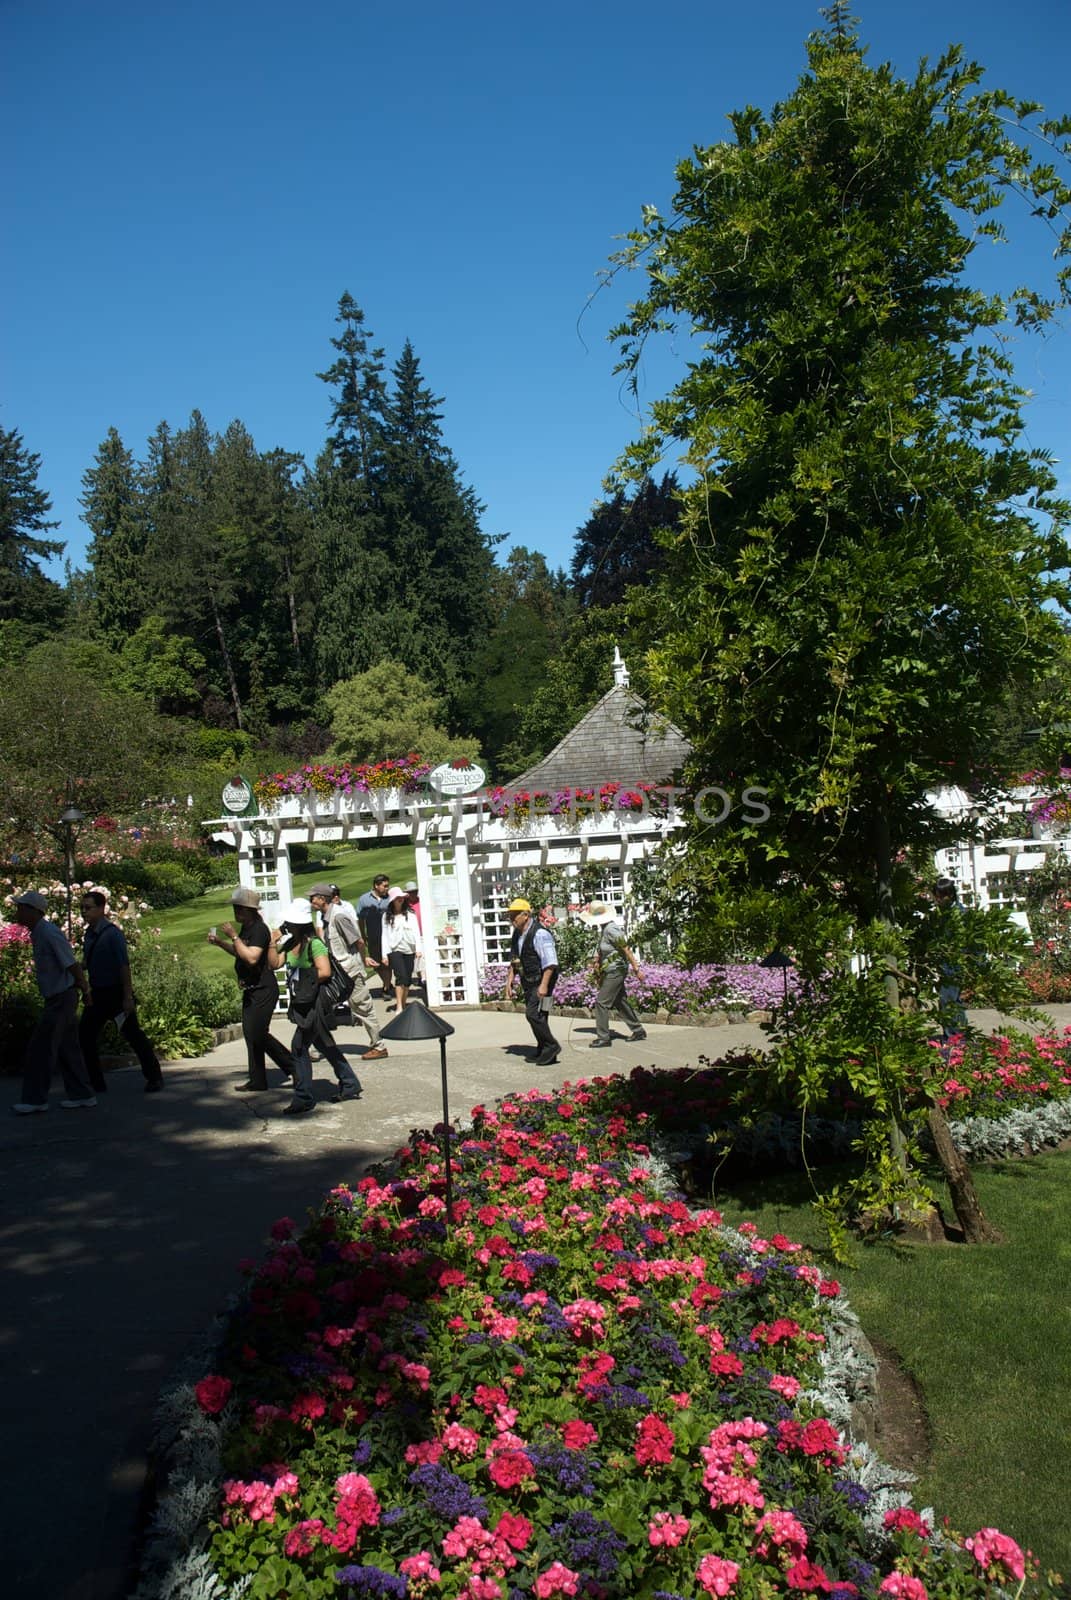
[172,1077,1046,1600]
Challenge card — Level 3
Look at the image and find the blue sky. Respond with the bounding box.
[4,0,1069,582]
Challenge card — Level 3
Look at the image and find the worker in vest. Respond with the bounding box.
[504,897,560,1066]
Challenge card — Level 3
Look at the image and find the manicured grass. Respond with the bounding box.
[719,1153,1071,1576]
[153,842,416,974]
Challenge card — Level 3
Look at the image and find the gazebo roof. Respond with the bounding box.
[510,662,690,791]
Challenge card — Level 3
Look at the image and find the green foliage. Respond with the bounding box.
[570,472,680,608]
[130,940,240,1056]
[0,636,177,860]
[609,20,1070,922]
[322,661,480,767]
[511,863,607,973]
[92,857,204,907]
[0,424,67,632]
[115,615,205,714]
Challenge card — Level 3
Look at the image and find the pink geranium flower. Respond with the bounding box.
[964,1527,1026,1582]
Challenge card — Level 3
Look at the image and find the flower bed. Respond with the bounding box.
[929,1029,1071,1116]
[479,962,797,1015]
[154,1077,1045,1600]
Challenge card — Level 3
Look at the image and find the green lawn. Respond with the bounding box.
[719,1152,1071,1576]
[153,842,416,974]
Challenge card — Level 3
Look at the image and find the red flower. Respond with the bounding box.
[194,1375,232,1415]
[634,1413,675,1467]
[488,1449,535,1489]
[562,1420,598,1450]
[786,1559,832,1591]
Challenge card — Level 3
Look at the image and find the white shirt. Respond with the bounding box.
[381,910,423,959]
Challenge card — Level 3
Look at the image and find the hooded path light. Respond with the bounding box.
[58,802,86,940]
[378,999,457,1224]
[759,948,794,1010]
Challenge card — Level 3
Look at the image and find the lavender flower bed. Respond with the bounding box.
[479,960,796,1013]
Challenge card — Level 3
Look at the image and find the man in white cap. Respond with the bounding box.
[580,901,647,1049]
[11,890,96,1113]
[505,898,560,1065]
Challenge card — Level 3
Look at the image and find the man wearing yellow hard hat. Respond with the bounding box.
[504,898,560,1066]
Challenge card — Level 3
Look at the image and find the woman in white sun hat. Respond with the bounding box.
[380,887,423,1011]
[579,901,647,1049]
[274,897,362,1114]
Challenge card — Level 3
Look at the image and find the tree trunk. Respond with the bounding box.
[209,589,244,729]
[282,551,301,654]
[874,809,908,1175]
[927,1103,1004,1244]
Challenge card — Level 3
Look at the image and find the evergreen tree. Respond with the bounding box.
[0,425,66,631]
[570,472,680,608]
[81,426,147,639]
[316,292,388,487]
[376,340,496,702]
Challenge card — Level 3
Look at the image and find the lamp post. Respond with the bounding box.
[58,803,86,941]
[378,999,457,1224]
[759,948,794,1013]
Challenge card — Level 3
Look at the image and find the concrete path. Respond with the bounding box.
[3,1001,1068,1600]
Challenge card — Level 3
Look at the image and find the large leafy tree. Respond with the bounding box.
[610,7,1071,1243]
[612,8,1070,924]
[0,425,66,634]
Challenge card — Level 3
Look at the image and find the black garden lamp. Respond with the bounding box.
[759,948,794,1010]
[378,999,457,1224]
[58,803,86,940]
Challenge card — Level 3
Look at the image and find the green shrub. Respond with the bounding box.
[0,927,42,1072]
[93,858,204,907]
[130,941,240,1057]
[138,840,236,889]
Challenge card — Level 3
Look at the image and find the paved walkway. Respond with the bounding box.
[3,1001,1068,1600]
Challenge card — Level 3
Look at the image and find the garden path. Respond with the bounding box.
[3,1001,1068,1600]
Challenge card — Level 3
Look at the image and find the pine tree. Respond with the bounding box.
[570,473,679,608]
[0,426,66,629]
[81,426,147,639]
[316,292,388,487]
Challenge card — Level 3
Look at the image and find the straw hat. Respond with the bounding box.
[579,901,616,927]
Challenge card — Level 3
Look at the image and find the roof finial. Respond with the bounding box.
[612,645,630,688]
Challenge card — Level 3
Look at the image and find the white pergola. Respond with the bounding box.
[204,788,681,1007]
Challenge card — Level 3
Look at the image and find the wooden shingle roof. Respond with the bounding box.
[510,684,690,790]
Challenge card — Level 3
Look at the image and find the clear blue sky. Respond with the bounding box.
[4,0,1069,581]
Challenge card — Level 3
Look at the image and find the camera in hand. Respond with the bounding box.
[276,926,296,954]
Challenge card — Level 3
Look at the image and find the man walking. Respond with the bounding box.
[11,890,96,1114]
[79,890,164,1092]
[580,900,648,1049]
[505,897,560,1065]
[357,872,392,998]
[309,884,389,1061]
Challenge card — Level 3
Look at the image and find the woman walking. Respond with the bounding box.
[381,886,423,1012]
[208,886,294,1092]
[276,897,362,1116]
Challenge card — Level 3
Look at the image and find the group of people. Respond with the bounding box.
[10,867,651,1116]
[206,875,424,1117]
[12,888,163,1114]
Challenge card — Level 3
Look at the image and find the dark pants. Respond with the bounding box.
[79,985,162,1088]
[241,984,294,1089]
[21,989,94,1105]
[289,1008,361,1107]
[523,983,559,1057]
